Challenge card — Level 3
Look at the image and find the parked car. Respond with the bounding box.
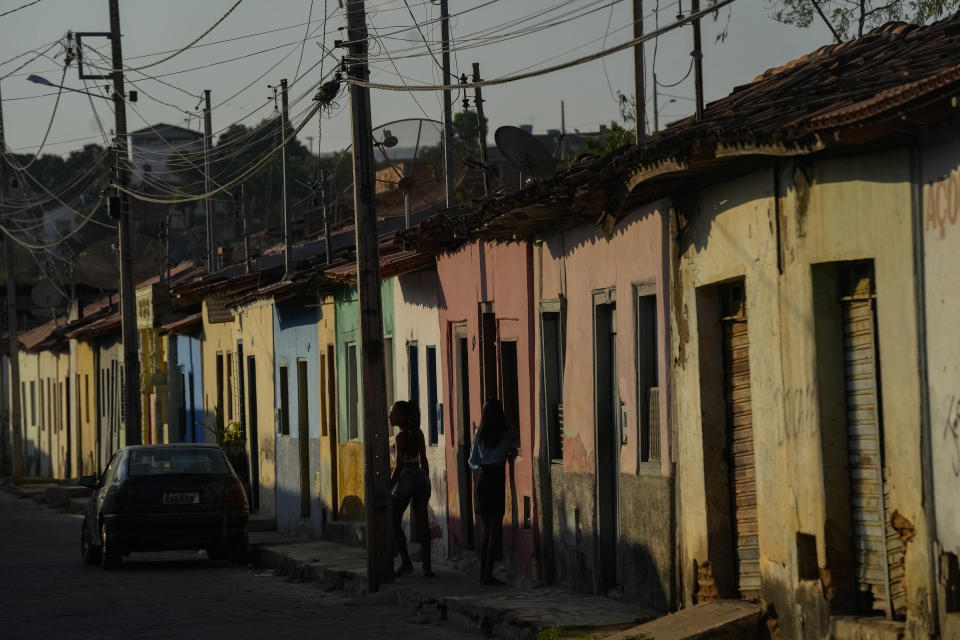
[79,444,250,569]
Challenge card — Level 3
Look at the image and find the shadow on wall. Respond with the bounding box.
[340,494,364,521]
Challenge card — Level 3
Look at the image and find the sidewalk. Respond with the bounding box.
[249,529,658,640]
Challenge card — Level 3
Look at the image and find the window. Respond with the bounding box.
[636,287,659,463]
[216,353,224,422]
[320,353,328,437]
[39,380,44,429]
[226,353,234,421]
[384,336,395,413]
[426,346,439,445]
[84,375,89,423]
[541,305,564,460]
[297,359,310,517]
[500,340,520,431]
[278,365,290,436]
[347,344,359,440]
[407,342,419,407]
[30,381,36,426]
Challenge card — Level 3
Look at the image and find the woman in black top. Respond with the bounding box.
[390,400,434,577]
[469,398,515,585]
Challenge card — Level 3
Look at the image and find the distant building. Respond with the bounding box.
[129,123,204,186]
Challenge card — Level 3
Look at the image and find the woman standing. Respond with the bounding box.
[469,398,516,586]
[390,400,434,577]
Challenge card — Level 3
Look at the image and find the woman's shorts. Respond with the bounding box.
[392,467,431,501]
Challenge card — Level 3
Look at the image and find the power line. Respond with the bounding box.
[126,0,245,72]
[294,0,316,81]
[351,0,736,92]
[0,0,44,19]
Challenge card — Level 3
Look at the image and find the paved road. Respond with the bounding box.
[0,490,479,640]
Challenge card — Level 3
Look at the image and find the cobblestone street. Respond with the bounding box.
[0,491,478,640]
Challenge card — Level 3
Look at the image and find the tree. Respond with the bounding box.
[768,0,960,42]
[584,92,637,156]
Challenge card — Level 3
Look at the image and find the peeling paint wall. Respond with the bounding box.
[333,281,395,522]
[436,241,538,580]
[235,302,276,519]
[392,270,447,561]
[673,154,933,638]
[76,340,96,476]
[533,201,673,604]
[273,297,320,535]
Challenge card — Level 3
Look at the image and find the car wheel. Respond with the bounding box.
[81,519,101,565]
[229,534,250,565]
[99,521,120,570]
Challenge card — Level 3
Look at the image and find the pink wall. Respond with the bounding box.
[535,202,671,475]
[437,240,538,578]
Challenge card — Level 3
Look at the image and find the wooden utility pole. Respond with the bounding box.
[653,72,659,132]
[691,0,704,120]
[471,63,489,197]
[440,0,456,207]
[203,89,215,271]
[0,79,23,484]
[108,0,142,445]
[280,78,292,278]
[633,0,646,141]
[345,0,394,592]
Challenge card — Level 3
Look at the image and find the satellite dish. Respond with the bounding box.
[74,235,163,289]
[31,280,66,309]
[494,126,555,181]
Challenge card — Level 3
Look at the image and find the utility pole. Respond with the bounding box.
[633,0,646,141]
[440,0,456,207]
[321,170,331,266]
[560,100,566,161]
[240,185,251,274]
[203,89,214,271]
[653,72,659,132]
[108,0,141,445]
[471,63,489,198]
[346,0,393,592]
[691,0,704,120]
[280,78,292,278]
[0,79,23,484]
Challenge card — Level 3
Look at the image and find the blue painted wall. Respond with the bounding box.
[273,297,320,534]
[175,333,205,443]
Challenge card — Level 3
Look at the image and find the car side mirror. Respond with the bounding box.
[78,475,98,488]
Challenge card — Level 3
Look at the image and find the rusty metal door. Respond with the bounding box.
[841,265,905,618]
[720,283,760,600]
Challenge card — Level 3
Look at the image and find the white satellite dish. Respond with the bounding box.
[494,126,555,181]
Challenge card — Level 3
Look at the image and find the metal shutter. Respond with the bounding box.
[721,285,760,599]
[842,269,905,618]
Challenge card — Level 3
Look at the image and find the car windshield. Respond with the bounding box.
[127,448,229,476]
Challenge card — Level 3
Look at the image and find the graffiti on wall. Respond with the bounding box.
[945,395,960,477]
[926,171,960,240]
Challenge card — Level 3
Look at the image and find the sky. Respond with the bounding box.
[0,0,834,161]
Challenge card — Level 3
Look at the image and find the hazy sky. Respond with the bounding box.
[0,0,833,160]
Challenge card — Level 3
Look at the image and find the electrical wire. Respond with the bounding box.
[125,0,245,72]
[0,39,60,80]
[0,0,44,19]
[5,63,69,170]
[351,0,736,92]
[294,0,316,81]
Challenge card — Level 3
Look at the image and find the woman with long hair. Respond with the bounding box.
[468,397,516,585]
[389,400,433,577]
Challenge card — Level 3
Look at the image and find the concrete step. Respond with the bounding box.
[45,485,91,508]
[604,599,762,640]
[248,513,276,532]
[830,616,906,640]
[323,519,365,547]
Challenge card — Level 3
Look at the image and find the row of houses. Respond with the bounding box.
[5,14,960,640]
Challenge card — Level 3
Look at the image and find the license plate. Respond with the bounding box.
[162,491,199,505]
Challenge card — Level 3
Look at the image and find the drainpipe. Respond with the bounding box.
[910,145,940,636]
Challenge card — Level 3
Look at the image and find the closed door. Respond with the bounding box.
[841,264,904,618]
[720,283,759,600]
[594,295,619,589]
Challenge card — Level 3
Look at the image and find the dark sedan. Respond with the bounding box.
[79,444,250,569]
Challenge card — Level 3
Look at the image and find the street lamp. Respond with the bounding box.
[26,74,136,102]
